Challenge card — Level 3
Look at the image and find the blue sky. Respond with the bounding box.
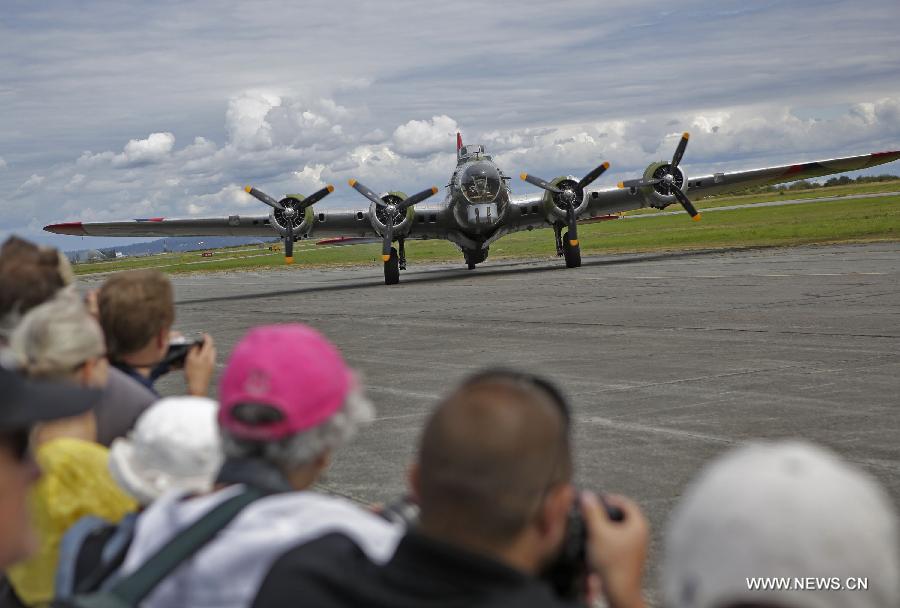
[1,0,899,249]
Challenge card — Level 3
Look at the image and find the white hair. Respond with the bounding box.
[220,387,375,471]
[9,292,104,380]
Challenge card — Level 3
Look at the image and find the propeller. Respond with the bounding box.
[520,161,610,247]
[617,132,701,221]
[348,180,439,262]
[244,184,335,264]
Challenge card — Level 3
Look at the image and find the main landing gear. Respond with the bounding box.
[554,224,581,268]
[383,238,407,285]
[384,247,400,285]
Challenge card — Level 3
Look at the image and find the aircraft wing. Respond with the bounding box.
[44,215,275,237]
[682,150,900,198]
[44,209,386,239]
[580,150,900,217]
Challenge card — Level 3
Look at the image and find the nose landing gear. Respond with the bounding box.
[463,248,489,270]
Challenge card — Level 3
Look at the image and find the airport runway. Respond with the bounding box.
[84,242,900,598]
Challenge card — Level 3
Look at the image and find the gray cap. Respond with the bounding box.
[662,440,899,608]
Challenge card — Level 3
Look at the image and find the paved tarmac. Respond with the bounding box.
[84,242,900,600]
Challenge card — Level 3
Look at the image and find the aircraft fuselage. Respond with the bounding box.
[447,145,511,236]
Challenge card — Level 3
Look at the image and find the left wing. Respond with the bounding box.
[682,150,900,199]
[581,150,900,219]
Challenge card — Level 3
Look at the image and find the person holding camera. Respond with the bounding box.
[97,269,216,397]
[252,369,648,608]
[89,324,401,608]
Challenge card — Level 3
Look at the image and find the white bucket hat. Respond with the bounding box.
[662,440,899,608]
[109,396,223,505]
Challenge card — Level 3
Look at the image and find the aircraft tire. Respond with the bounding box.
[563,232,581,268]
[384,247,400,285]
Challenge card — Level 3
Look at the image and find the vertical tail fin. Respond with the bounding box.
[457,132,463,157]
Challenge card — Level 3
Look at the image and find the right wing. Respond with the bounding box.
[44,215,275,237]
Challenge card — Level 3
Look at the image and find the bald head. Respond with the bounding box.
[417,372,572,545]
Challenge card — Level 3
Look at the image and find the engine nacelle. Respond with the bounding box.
[540,175,589,222]
[636,161,689,209]
[368,191,416,237]
[268,195,315,238]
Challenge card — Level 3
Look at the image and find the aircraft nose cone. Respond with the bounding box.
[460,161,502,203]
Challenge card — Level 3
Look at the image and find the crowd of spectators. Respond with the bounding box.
[0,234,897,608]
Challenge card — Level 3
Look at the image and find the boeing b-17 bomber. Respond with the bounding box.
[46,132,900,285]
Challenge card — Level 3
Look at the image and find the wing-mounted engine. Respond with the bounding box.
[618,133,701,220]
[633,161,688,210]
[519,161,610,260]
[367,191,416,238]
[269,195,316,238]
[538,175,590,223]
[244,184,334,264]
[348,179,439,282]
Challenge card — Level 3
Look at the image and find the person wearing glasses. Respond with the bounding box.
[253,369,649,608]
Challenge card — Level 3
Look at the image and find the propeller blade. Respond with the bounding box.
[566,205,578,246]
[381,220,394,261]
[577,161,610,190]
[520,173,562,194]
[244,186,283,210]
[349,179,386,207]
[671,132,689,169]
[399,186,439,211]
[284,221,295,264]
[302,184,335,207]
[671,188,701,221]
[617,177,662,189]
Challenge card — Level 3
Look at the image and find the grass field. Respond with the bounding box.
[71,183,900,276]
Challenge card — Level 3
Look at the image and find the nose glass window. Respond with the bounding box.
[460,162,501,203]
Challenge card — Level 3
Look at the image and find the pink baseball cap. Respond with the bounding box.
[218,324,353,441]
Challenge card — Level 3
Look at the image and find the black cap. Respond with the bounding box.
[0,366,99,431]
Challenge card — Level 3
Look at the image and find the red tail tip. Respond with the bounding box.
[456,132,463,151]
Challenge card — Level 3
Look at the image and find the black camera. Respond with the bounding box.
[160,335,205,369]
[542,495,624,603]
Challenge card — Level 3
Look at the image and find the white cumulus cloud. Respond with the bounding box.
[393,115,458,158]
[226,91,282,150]
[113,132,176,167]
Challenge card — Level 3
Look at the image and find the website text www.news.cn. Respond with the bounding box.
[746,577,869,591]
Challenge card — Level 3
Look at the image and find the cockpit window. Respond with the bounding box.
[459,161,502,203]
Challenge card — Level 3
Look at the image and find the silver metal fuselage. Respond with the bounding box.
[447,145,511,238]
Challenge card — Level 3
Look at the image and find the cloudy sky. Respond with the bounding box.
[2,0,899,250]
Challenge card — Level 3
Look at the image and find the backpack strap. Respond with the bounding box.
[105,486,263,605]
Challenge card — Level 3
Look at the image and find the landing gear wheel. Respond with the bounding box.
[463,248,489,270]
[563,231,581,268]
[384,247,400,285]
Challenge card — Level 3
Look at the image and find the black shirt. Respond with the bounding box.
[252,530,579,608]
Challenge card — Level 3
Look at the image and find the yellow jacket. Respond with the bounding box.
[6,437,137,606]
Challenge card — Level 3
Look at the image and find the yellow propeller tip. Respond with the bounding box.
[520,173,528,181]
[693,214,702,222]
[244,185,252,193]
[285,256,294,264]
[326,184,335,193]
[348,179,357,187]
[683,132,690,139]
[602,161,610,169]
[431,186,439,194]
[569,240,579,246]
[617,182,625,188]
[381,254,391,262]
